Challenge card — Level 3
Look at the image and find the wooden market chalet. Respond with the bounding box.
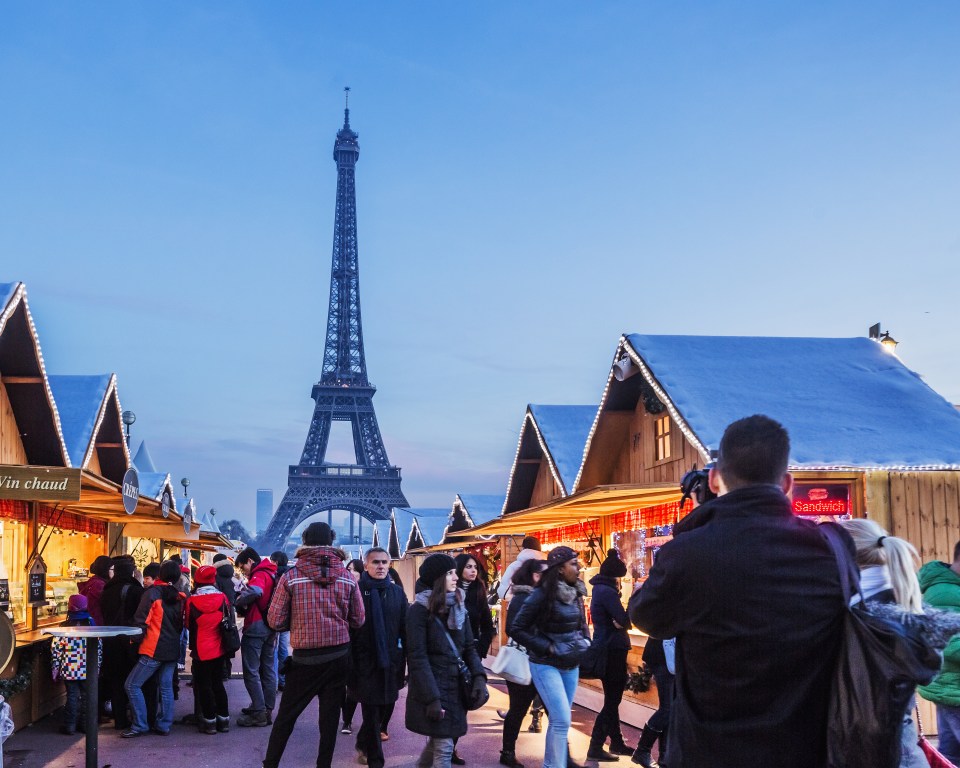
[0,281,232,728]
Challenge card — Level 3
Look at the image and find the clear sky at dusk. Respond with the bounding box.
[2,3,959,533]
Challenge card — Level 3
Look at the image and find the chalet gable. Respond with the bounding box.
[0,282,69,467]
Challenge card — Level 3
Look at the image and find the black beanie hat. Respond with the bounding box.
[159,560,182,584]
[599,548,627,578]
[419,553,457,589]
[302,522,335,546]
[111,555,136,581]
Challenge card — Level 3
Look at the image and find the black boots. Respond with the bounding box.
[586,745,619,761]
[631,724,662,767]
[528,708,542,733]
[499,750,525,768]
[609,736,634,756]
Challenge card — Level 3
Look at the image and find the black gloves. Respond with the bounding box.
[469,675,489,708]
[426,700,445,721]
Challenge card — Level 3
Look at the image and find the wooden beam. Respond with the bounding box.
[0,376,43,384]
[95,442,123,448]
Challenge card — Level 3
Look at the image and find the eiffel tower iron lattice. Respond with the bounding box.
[259,93,408,551]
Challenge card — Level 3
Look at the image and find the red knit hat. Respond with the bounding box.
[194,565,217,585]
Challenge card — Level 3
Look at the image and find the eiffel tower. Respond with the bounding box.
[260,91,408,552]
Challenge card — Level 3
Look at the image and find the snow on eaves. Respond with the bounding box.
[47,374,113,468]
[529,405,597,493]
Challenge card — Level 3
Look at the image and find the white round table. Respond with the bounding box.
[42,626,142,768]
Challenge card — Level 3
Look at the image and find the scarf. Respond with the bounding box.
[363,574,392,670]
[414,588,466,630]
[854,564,894,605]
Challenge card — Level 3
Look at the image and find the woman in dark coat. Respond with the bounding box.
[100,555,143,730]
[510,546,590,768]
[500,557,546,768]
[587,549,633,760]
[406,554,487,768]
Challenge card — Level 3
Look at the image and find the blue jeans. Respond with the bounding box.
[937,703,960,765]
[125,656,175,733]
[416,736,454,768]
[530,662,578,768]
[241,628,277,712]
[275,630,290,685]
[62,680,85,731]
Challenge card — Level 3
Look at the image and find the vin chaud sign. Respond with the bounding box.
[0,466,82,502]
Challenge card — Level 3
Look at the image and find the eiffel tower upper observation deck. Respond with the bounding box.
[260,92,409,551]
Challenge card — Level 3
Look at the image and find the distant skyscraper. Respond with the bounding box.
[256,489,274,535]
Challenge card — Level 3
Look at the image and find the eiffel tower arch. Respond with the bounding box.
[259,91,408,552]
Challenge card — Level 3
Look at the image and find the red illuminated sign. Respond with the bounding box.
[792,483,851,516]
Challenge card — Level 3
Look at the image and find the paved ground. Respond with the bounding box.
[2,675,651,768]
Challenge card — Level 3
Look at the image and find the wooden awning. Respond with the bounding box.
[459,483,682,536]
[58,470,200,538]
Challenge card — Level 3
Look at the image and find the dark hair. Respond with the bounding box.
[538,563,563,607]
[111,554,136,581]
[212,553,227,563]
[168,553,183,565]
[521,535,541,551]
[90,555,113,579]
[717,414,790,490]
[953,540,960,563]
[347,559,363,574]
[513,557,545,588]
[158,561,184,604]
[143,562,161,579]
[455,554,487,613]
[235,547,261,567]
[365,547,389,562]
[388,567,403,591]
[270,551,289,567]
[426,571,461,617]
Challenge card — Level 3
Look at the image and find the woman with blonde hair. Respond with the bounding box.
[840,518,928,768]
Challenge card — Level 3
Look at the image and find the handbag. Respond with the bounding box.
[435,618,489,711]
[578,639,608,680]
[220,600,242,654]
[916,707,957,768]
[820,524,942,768]
[491,641,531,685]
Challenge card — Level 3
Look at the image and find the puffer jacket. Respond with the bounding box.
[133,580,185,661]
[589,575,631,651]
[236,558,277,629]
[505,584,534,647]
[509,579,590,668]
[918,561,960,706]
[405,590,485,739]
[187,587,229,661]
[267,545,364,651]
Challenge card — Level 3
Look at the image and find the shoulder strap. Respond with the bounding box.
[434,616,463,661]
[818,522,862,606]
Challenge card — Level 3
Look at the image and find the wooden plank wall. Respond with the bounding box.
[0,382,28,464]
[610,407,704,486]
[888,471,960,564]
[529,459,560,507]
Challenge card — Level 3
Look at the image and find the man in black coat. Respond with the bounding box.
[629,414,848,768]
[348,547,407,768]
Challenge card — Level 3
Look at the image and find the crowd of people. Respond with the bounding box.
[49,412,960,768]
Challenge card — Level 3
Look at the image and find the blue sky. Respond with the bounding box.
[2,3,959,533]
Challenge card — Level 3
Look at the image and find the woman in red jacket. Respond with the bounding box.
[187,565,231,734]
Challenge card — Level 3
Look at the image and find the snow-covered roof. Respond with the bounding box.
[133,441,158,473]
[583,334,960,476]
[392,508,446,556]
[528,405,596,492]
[371,520,391,550]
[456,494,505,527]
[409,515,449,549]
[47,374,114,468]
[0,283,17,311]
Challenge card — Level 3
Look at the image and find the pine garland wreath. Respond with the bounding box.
[0,645,37,700]
[624,664,653,694]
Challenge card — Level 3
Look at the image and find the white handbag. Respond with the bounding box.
[491,641,532,686]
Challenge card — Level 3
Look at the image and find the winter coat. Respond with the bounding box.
[236,559,277,631]
[589,575,631,651]
[348,572,408,705]
[215,561,237,606]
[463,580,494,659]
[628,485,848,768]
[918,561,960,706]
[510,579,590,669]
[51,611,99,681]
[78,575,107,626]
[267,545,364,651]
[404,594,485,739]
[498,548,547,599]
[100,576,145,677]
[187,587,229,661]
[133,580,185,662]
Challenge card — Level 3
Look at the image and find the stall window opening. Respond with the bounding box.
[655,416,672,461]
